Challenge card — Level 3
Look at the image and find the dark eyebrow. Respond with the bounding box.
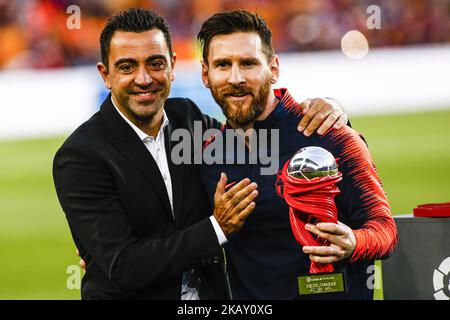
[113,55,168,68]
[113,58,137,68]
[212,58,230,66]
[241,57,260,64]
[146,54,168,63]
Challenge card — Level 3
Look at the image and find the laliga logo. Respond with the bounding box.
[433,257,450,300]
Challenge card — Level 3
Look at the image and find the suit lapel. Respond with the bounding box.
[100,95,173,218]
[164,118,184,223]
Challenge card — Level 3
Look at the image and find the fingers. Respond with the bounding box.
[224,183,258,224]
[303,245,338,256]
[333,112,348,129]
[79,258,86,270]
[302,99,331,136]
[305,223,332,241]
[214,172,228,202]
[237,201,256,221]
[307,222,346,236]
[297,98,316,132]
[232,189,258,216]
[301,98,312,114]
[213,175,258,235]
[76,248,86,270]
[315,98,347,133]
[305,222,347,248]
[303,244,346,262]
[304,221,357,262]
[298,97,347,136]
[228,199,256,234]
[303,245,345,264]
[299,99,312,122]
[317,110,342,135]
[230,182,257,207]
[222,178,251,202]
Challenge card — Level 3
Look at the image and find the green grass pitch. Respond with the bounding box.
[0,109,449,299]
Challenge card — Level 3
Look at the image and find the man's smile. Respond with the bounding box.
[131,90,160,101]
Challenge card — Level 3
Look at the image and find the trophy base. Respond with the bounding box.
[297,271,346,296]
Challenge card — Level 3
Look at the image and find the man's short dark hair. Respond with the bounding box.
[197,9,274,64]
[100,7,173,69]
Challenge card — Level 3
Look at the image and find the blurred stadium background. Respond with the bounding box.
[0,0,449,299]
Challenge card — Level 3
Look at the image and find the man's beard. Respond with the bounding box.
[210,76,271,128]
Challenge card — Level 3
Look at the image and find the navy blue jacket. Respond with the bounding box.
[200,89,397,300]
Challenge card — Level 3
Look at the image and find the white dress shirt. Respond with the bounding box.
[112,100,173,215]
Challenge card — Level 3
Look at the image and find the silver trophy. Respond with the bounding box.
[287,146,338,180]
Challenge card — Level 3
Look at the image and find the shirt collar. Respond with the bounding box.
[111,97,169,141]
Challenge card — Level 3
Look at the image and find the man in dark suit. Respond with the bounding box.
[53,8,348,300]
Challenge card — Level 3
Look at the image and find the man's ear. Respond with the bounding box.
[96,62,111,89]
[170,53,177,81]
[269,55,280,84]
[201,60,210,88]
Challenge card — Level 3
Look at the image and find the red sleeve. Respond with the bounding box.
[327,126,398,262]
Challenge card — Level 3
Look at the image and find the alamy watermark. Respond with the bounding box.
[170,121,280,175]
[366,264,382,290]
[66,5,81,30]
[66,265,82,290]
[366,5,381,30]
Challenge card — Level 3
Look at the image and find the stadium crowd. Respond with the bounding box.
[0,0,449,69]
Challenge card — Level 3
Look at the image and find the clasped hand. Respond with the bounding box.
[302,221,356,264]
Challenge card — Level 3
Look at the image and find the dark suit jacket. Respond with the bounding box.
[53,95,228,299]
